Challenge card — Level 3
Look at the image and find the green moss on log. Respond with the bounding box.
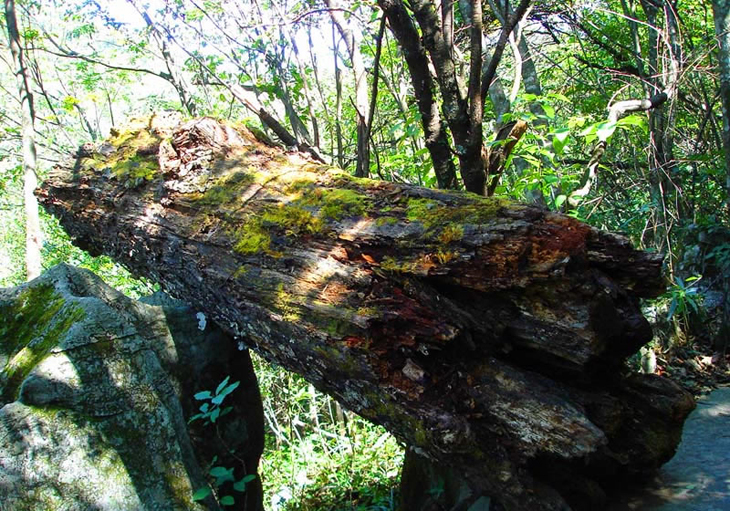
[197,171,255,206]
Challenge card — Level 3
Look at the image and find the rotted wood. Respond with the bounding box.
[37,116,694,510]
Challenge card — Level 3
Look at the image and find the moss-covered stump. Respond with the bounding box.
[38,116,694,510]
[0,264,264,511]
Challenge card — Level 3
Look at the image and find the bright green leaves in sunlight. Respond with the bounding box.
[551,127,571,155]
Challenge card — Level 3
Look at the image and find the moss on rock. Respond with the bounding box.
[0,284,86,402]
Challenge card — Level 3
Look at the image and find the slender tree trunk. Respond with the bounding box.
[713,0,730,208]
[129,0,197,116]
[640,0,674,253]
[270,2,321,148]
[333,21,345,169]
[5,0,42,280]
[326,0,370,178]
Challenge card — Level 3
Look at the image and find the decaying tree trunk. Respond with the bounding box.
[37,116,694,510]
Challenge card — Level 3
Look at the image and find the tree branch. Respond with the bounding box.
[480,0,532,105]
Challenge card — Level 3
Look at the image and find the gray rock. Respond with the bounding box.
[0,264,263,510]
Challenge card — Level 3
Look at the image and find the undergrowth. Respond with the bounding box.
[251,352,404,511]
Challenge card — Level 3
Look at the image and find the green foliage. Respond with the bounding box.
[252,353,403,511]
[665,276,703,326]
[189,376,240,425]
[189,377,256,507]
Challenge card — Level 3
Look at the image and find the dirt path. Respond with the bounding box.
[609,386,730,510]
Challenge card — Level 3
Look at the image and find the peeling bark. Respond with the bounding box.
[38,117,694,510]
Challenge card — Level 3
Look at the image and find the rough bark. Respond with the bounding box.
[38,116,694,510]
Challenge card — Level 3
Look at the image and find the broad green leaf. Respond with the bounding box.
[596,121,617,142]
[553,128,570,143]
[568,116,586,129]
[210,466,235,484]
[217,381,240,400]
[551,128,570,155]
[195,391,212,401]
[210,407,220,423]
[192,487,211,501]
[555,195,567,208]
[541,103,555,119]
[220,495,235,506]
[617,115,647,130]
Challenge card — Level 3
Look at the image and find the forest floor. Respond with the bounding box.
[609,339,730,510]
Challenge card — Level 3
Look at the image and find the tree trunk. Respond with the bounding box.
[378,0,458,189]
[38,116,694,510]
[326,0,370,178]
[5,0,42,280]
[713,0,730,209]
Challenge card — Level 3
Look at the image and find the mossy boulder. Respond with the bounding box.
[0,264,264,510]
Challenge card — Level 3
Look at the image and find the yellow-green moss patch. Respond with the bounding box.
[197,171,254,206]
[111,155,158,183]
[376,216,399,227]
[297,188,370,221]
[438,225,464,244]
[406,197,509,229]
[98,123,164,187]
[0,284,86,401]
[233,203,323,256]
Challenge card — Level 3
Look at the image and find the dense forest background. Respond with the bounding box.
[2,0,729,508]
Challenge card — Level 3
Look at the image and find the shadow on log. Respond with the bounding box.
[37,115,694,510]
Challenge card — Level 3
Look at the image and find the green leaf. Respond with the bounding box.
[220,495,235,506]
[551,127,570,155]
[210,466,230,477]
[548,93,570,102]
[617,115,647,131]
[578,123,597,138]
[541,103,555,119]
[195,390,212,401]
[216,381,240,401]
[210,407,220,423]
[555,195,567,208]
[596,121,617,142]
[553,127,570,143]
[192,487,211,501]
[216,376,231,395]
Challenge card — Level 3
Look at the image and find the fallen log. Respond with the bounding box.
[37,115,694,510]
